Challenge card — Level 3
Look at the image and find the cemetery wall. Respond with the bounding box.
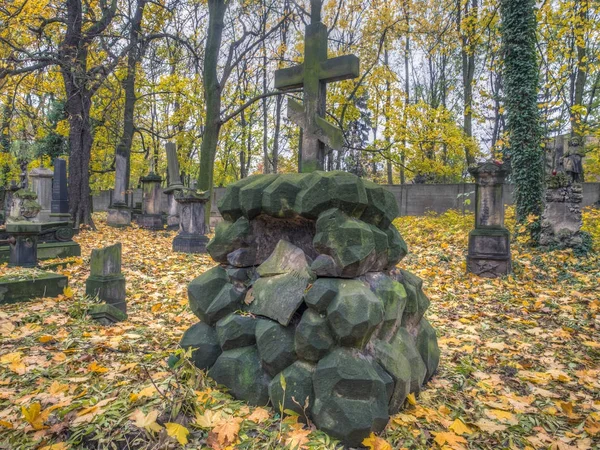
[92,182,600,224]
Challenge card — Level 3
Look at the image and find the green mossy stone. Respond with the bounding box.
[313,208,376,278]
[416,318,440,383]
[362,273,408,341]
[390,328,427,394]
[255,319,297,376]
[304,278,342,313]
[371,338,411,414]
[239,174,280,219]
[385,225,408,269]
[256,240,312,278]
[262,173,310,218]
[326,280,384,348]
[208,346,271,405]
[310,254,342,277]
[311,348,390,447]
[397,270,430,329]
[269,361,315,417]
[295,310,334,362]
[216,313,257,351]
[218,175,262,221]
[248,273,309,326]
[370,225,390,272]
[360,180,399,228]
[179,322,222,370]
[206,217,251,263]
[294,171,368,219]
[188,266,245,325]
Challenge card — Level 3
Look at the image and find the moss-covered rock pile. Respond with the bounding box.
[180,171,440,446]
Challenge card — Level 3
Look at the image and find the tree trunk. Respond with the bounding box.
[401,1,410,184]
[459,0,477,167]
[198,0,226,223]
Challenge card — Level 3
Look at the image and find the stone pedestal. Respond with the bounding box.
[173,193,209,253]
[137,172,163,230]
[86,243,127,315]
[467,161,511,278]
[166,193,181,230]
[29,168,54,222]
[6,222,41,268]
[107,204,132,228]
[540,182,585,249]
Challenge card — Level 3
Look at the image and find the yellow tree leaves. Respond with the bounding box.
[130,409,162,433]
[362,432,393,450]
[165,422,190,445]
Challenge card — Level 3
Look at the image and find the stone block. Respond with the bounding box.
[248,273,309,326]
[239,174,279,219]
[269,361,315,416]
[216,313,257,351]
[360,180,399,228]
[179,322,222,370]
[256,240,312,278]
[294,310,334,362]
[206,217,251,263]
[89,303,128,325]
[262,173,310,218]
[416,318,440,383]
[371,338,411,413]
[303,278,341,313]
[256,319,297,376]
[208,346,271,405]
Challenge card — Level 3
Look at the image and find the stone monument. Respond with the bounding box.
[466,161,511,278]
[274,0,359,172]
[107,147,133,227]
[29,167,54,222]
[540,172,588,251]
[179,172,439,446]
[50,159,69,220]
[86,243,127,324]
[164,142,183,230]
[562,136,585,183]
[172,190,210,253]
[137,171,163,230]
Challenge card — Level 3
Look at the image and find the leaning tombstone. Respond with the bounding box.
[137,172,163,230]
[466,161,512,277]
[86,243,127,324]
[29,168,54,222]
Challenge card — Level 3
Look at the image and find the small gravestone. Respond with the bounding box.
[137,172,163,230]
[467,161,511,278]
[86,243,127,324]
[29,168,54,222]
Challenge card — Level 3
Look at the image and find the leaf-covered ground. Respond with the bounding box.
[1,208,599,450]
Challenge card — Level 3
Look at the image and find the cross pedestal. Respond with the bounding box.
[275,16,359,173]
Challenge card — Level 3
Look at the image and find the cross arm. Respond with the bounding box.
[274,64,304,91]
[319,55,360,83]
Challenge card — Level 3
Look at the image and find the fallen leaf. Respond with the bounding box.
[362,432,393,450]
[449,418,473,435]
[165,422,189,445]
[247,407,270,424]
[130,409,162,432]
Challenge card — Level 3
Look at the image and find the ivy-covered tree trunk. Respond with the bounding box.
[500,0,543,222]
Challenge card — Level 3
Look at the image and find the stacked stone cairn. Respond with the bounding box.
[180,171,440,446]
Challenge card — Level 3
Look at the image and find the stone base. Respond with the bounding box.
[467,228,511,278]
[173,232,209,254]
[0,241,81,264]
[0,272,68,304]
[85,275,127,312]
[137,214,163,230]
[107,207,132,228]
[89,303,128,325]
[167,216,180,230]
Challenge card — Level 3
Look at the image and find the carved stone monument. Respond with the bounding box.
[107,147,132,228]
[274,0,359,172]
[137,172,163,230]
[164,142,183,230]
[86,242,127,324]
[172,191,210,253]
[562,136,585,183]
[50,159,69,220]
[467,161,511,278]
[29,168,54,222]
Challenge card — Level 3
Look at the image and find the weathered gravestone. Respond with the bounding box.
[466,161,511,278]
[164,142,183,230]
[86,243,127,324]
[29,168,54,222]
[179,172,439,447]
[540,173,588,251]
[107,144,133,227]
[274,0,359,172]
[137,172,163,230]
[172,191,210,253]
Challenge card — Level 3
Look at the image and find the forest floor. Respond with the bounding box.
[0,208,599,450]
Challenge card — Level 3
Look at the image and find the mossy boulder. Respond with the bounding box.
[269,361,315,417]
[262,173,310,218]
[216,313,257,351]
[416,318,440,382]
[179,322,222,370]
[206,217,251,263]
[294,310,334,362]
[256,320,297,376]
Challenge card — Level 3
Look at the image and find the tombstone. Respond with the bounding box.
[137,172,163,230]
[5,221,41,268]
[467,161,511,278]
[86,243,127,324]
[50,159,70,220]
[29,168,54,222]
[274,0,359,172]
[107,151,132,227]
[540,173,586,250]
[173,191,209,253]
[164,143,184,230]
[8,189,41,222]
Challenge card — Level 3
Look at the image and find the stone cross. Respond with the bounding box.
[274,0,359,173]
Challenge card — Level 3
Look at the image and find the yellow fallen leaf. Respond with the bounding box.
[213,416,242,445]
[88,362,109,373]
[474,419,507,433]
[0,352,22,364]
[449,418,473,436]
[195,409,224,428]
[362,432,393,450]
[39,444,68,450]
[0,420,13,429]
[39,335,55,343]
[165,422,189,445]
[433,431,467,449]
[247,407,270,424]
[406,393,417,406]
[284,426,311,449]
[130,409,162,432]
[22,402,49,430]
[63,286,74,298]
[485,409,518,425]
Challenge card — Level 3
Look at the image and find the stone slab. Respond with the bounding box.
[0,272,68,304]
